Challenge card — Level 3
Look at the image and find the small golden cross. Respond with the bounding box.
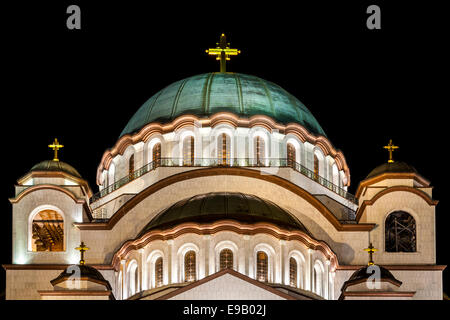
[48,138,64,162]
[206,33,240,73]
[364,243,378,266]
[75,241,89,265]
[383,139,399,163]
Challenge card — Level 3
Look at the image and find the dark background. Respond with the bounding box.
[1,1,448,298]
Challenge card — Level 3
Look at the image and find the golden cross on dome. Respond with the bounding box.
[75,241,89,265]
[383,139,399,163]
[48,138,64,162]
[206,33,240,73]
[364,243,378,266]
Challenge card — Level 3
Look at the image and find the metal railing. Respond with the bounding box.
[90,158,357,204]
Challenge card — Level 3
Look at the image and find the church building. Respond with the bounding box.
[3,34,445,300]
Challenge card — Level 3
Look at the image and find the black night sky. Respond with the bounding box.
[1,1,449,298]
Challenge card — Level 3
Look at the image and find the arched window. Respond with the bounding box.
[256,251,268,282]
[155,257,163,287]
[219,249,233,270]
[108,163,115,185]
[152,142,161,167]
[289,257,297,287]
[31,209,64,252]
[255,136,265,166]
[101,171,108,189]
[313,154,319,180]
[184,250,196,282]
[287,143,296,167]
[183,136,194,166]
[127,262,139,297]
[331,163,339,186]
[117,270,123,300]
[385,211,417,252]
[218,133,230,165]
[134,268,139,293]
[313,263,322,296]
[129,154,135,180]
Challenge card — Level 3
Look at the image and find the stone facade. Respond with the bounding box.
[5,112,443,300]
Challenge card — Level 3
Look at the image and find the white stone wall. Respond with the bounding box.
[5,269,61,300]
[389,270,443,300]
[5,269,115,300]
[81,175,369,267]
[359,189,436,265]
[11,188,83,265]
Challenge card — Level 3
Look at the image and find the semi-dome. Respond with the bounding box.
[340,264,402,293]
[30,160,82,179]
[120,72,326,138]
[50,264,111,288]
[139,192,310,236]
[366,161,418,179]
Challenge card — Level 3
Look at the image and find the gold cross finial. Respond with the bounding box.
[48,138,64,162]
[206,33,240,72]
[383,139,399,163]
[75,241,89,265]
[364,243,378,266]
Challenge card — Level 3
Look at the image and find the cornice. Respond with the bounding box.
[355,172,431,199]
[18,170,93,198]
[9,184,87,205]
[355,185,438,222]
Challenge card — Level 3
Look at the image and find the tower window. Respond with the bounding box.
[219,249,233,270]
[31,210,64,252]
[385,211,417,252]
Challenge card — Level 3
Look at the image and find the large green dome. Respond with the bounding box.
[120,72,326,138]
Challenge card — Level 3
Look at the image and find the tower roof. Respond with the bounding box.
[30,160,82,179]
[366,161,418,179]
[50,264,112,291]
[120,72,326,138]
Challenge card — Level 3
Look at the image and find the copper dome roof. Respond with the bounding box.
[120,72,326,138]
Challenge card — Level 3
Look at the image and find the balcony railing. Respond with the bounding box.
[90,158,357,204]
